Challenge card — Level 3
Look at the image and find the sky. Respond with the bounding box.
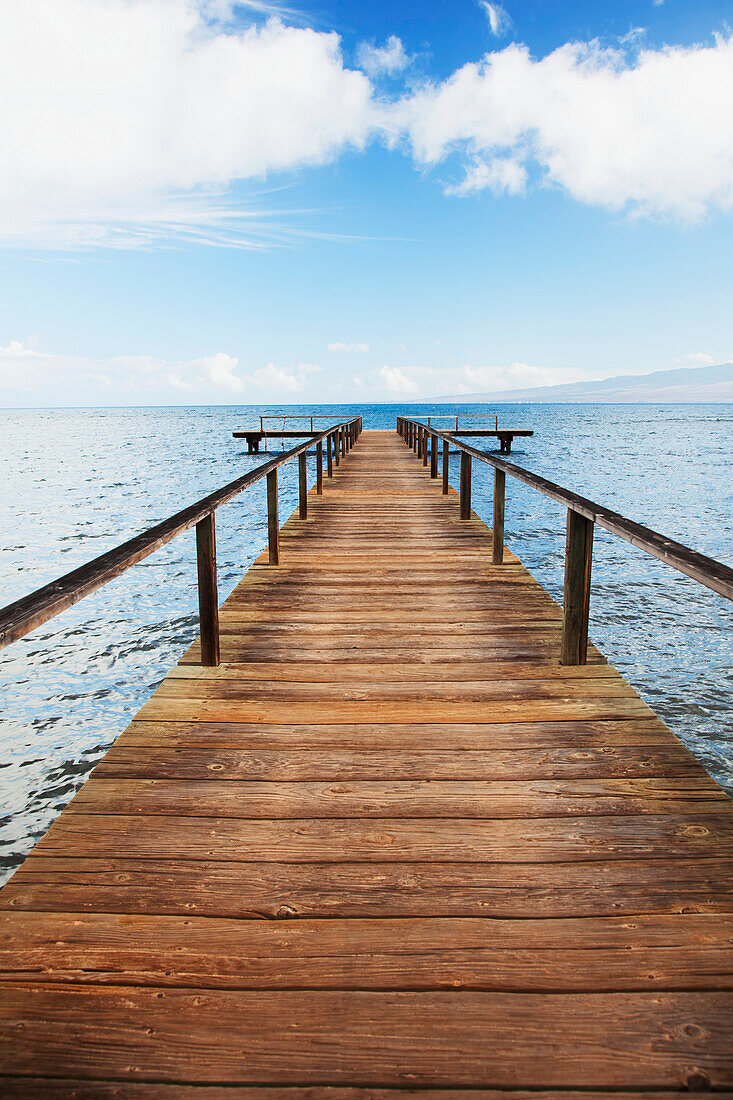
[1,0,732,406]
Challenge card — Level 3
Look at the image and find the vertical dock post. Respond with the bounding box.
[316,441,323,494]
[413,424,418,453]
[492,468,505,565]
[299,452,308,519]
[562,509,594,665]
[196,512,220,667]
[335,429,341,467]
[430,432,438,478]
[442,437,449,494]
[460,452,472,519]
[422,427,429,467]
[327,433,333,477]
[267,469,280,565]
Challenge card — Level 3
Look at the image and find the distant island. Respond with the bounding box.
[438,361,733,403]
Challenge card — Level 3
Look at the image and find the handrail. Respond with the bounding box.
[259,414,352,432]
[398,415,733,664]
[427,413,499,430]
[0,416,362,663]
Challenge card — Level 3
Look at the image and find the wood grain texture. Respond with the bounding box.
[1,428,731,1091]
[2,986,733,1087]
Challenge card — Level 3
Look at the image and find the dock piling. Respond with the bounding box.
[460,452,472,519]
[492,468,506,565]
[195,512,219,667]
[298,453,308,519]
[562,508,594,665]
[267,469,280,565]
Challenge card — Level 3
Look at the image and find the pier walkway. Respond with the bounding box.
[1,429,733,1094]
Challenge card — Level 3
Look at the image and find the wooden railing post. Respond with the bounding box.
[413,424,418,453]
[430,432,438,478]
[335,429,341,467]
[422,427,429,467]
[562,509,594,665]
[267,468,280,565]
[196,512,219,667]
[316,441,323,494]
[327,433,333,476]
[299,452,308,518]
[459,452,472,519]
[442,437,449,494]
[492,468,505,565]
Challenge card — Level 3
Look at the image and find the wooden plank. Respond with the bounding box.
[116,718,680,749]
[33,812,733,862]
[2,427,731,1091]
[69,778,729,818]
[94,745,704,781]
[135,696,657,724]
[2,986,732,1087]
[5,857,732,919]
[150,677,639,703]
[167,660,622,682]
[5,1087,730,1100]
[2,913,732,991]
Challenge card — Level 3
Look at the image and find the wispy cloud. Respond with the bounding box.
[480,2,511,37]
[356,35,411,77]
[397,35,733,221]
[0,0,375,248]
[327,342,370,353]
[379,365,419,394]
[376,361,587,397]
[2,2,733,248]
[445,157,527,197]
[0,340,323,402]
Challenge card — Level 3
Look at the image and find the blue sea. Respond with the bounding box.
[1,403,731,883]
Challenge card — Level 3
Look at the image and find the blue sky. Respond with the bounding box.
[0,0,732,405]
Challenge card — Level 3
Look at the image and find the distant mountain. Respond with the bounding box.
[439,361,733,403]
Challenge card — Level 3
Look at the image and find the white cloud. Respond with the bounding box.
[357,35,410,77]
[682,352,717,365]
[0,0,375,246]
[373,360,592,398]
[3,4,733,246]
[379,365,420,394]
[327,342,370,353]
[445,156,527,196]
[480,3,511,37]
[397,35,733,221]
[0,340,325,402]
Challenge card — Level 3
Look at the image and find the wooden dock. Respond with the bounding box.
[1,428,733,1094]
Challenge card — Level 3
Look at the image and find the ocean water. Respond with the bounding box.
[0,402,731,883]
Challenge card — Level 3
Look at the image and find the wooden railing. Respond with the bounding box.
[426,413,499,430]
[397,415,733,665]
[0,417,362,666]
[259,414,350,432]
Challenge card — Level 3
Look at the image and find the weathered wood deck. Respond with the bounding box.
[1,428,732,1095]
